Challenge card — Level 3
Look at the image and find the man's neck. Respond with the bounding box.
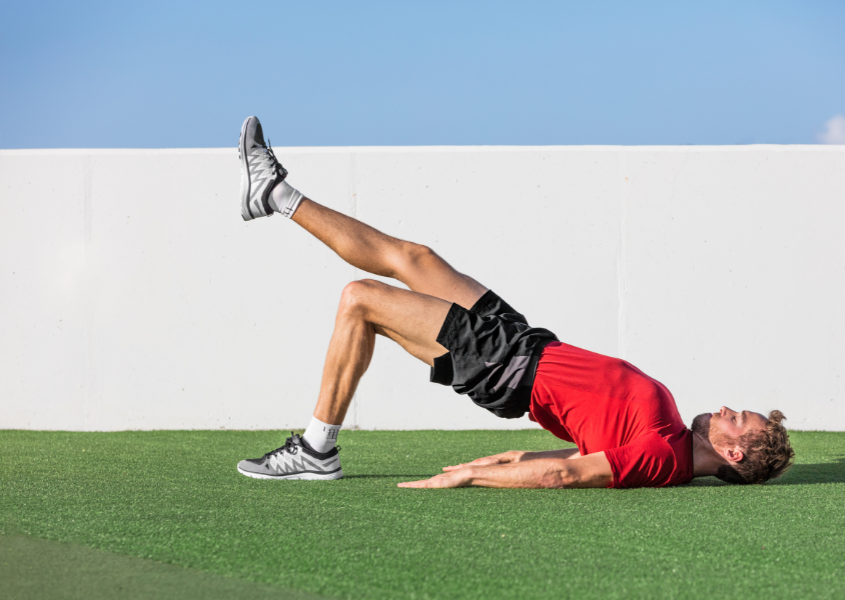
[691,432,725,478]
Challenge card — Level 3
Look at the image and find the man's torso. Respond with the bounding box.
[530,342,693,488]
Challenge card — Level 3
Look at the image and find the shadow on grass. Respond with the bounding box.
[771,456,845,486]
[350,459,845,486]
[346,456,845,486]
[687,457,845,487]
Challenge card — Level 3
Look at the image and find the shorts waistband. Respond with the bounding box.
[520,340,552,389]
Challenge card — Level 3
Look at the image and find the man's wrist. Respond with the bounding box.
[509,451,528,462]
[459,466,478,487]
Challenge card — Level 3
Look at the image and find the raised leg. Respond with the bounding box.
[292,198,487,309]
[314,279,452,424]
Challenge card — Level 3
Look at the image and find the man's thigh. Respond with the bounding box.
[351,279,452,366]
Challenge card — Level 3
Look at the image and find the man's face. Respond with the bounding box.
[691,406,767,450]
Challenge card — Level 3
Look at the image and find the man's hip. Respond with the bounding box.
[430,289,558,419]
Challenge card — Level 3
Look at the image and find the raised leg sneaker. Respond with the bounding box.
[238,116,288,221]
[237,433,343,480]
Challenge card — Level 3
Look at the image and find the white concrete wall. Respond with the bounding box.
[1,146,843,431]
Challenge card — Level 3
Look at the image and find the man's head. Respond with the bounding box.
[691,407,795,484]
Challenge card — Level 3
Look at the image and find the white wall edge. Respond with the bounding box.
[2,144,843,158]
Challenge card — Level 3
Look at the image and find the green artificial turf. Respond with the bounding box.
[1,430,844,600]
[1,533,325,600]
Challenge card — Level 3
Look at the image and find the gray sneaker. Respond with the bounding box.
[238,116,288,221]
[237,433,343,480]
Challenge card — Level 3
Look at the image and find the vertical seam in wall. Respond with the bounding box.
[348,152,361,430]
[82,156,95,428]
[617,152,628,360]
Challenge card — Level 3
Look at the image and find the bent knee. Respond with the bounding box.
[406,242,437,264]
[392,242,438,276]
[338,279,384,316]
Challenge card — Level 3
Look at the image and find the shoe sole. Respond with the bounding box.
[239,116,256,221]
[237,467,344,481]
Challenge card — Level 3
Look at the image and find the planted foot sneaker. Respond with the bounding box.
[237,433,343,480]
[238,116,288,221]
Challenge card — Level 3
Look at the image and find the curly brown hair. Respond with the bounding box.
[715,410,795,485]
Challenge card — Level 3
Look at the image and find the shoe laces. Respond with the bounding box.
[264,432,301,459]
[257,139,288,180]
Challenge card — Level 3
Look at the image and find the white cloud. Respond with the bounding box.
[817,115,845,144]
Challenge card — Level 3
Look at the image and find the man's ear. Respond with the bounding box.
[722,446,744,464]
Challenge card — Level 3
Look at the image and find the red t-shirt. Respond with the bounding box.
[529,342,694,488]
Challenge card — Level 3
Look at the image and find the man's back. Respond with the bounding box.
[530,342,694,488]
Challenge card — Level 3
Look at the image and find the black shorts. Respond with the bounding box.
[430,290,558,419]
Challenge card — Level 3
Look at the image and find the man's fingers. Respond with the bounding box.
[442,463,467,471]
[398,473,467,488]
[397,479,433,488]
[398,477,448,488]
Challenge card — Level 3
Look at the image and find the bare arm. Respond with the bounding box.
[520,448,582,461]
[400,452,613,489]
[441,448,581,472]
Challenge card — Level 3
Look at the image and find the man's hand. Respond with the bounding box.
[397,469,474,488]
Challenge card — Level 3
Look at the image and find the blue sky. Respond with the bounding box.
[1,1,843,148]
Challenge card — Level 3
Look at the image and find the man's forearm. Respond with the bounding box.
[467,453,612,489]
[465,459,575,489]
[518,448,581,461]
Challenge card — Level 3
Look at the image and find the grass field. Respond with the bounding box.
[2,430,844,600]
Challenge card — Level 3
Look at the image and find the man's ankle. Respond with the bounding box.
[303,416,341,453]
[269,180,304,218]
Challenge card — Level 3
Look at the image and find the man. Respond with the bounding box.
[234,116,795,489]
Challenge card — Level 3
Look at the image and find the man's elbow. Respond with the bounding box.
[538,467,576,489]
[539,465,606,489]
